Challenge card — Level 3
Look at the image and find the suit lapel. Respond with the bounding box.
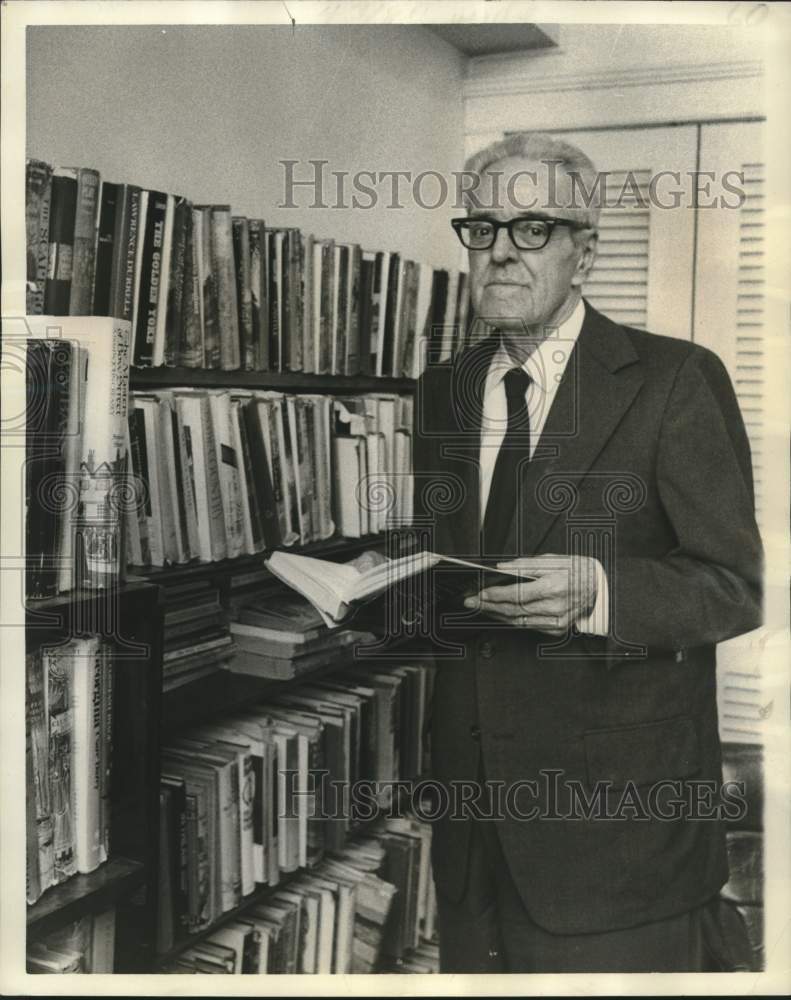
[438,334,499,556]
[503,303,645,556]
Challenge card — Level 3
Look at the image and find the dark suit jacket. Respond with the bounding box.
[413,300,763,935]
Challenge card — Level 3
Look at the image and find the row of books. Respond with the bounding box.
[26,158,471,376]
[126,389,414,568]
[27,908,116,974]
[22,318,130,598]
[163,819,437,974]
[156,660,432,950]
[26,638,114,904]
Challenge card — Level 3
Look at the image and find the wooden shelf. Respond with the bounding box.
[27,857,147,940]
[130,367,415,394]
[127,532,415,586]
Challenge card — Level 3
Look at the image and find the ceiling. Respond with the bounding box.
[428,22,559,57]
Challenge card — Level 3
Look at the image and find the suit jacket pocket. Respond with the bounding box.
[584,715,701,791]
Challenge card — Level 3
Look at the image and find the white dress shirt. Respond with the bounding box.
[479,299,609,635]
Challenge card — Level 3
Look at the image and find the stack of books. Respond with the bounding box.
[161,579,235,692]
[156,662,433,953]
[26,639,114,905]
[27,908,116,973]
[26,157,471,378]
[125,388,414,567]
[229,593,374,682]
[21,317,131,598]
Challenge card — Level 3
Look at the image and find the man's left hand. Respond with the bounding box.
[464,555,599,637]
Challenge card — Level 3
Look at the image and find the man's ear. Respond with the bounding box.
[572,229,598,288]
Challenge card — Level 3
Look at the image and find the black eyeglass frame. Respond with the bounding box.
[451,214,590,251]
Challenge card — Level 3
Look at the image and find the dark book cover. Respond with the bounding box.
[26,159,53,316]
[210,206,241,370]
[242,400,283,549]
[248,220,269,371]
[44,168,78,314]
[69,167,101,315]
[233,217,255,371]
[178,207,202,367]
[397,260,419,378]
[25,340,72,599]
[111,184,142,322]
[236,401,265,552]
[169,405,191,557]
[134,189,168,366]
[369,251,387,375]
[334,244,349,376]
[161,775,190,944]
[357,255,375,376]
[164,196,191,366]
[382,252,401,377]
[428,268,449,361]
[127,407,152,566]
[92,181,119,316]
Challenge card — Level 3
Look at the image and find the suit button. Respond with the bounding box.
[470,725,481,740]
[480,641,495,659]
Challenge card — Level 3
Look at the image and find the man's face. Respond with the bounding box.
[467,156,596,333]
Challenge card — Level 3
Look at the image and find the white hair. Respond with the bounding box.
[464,131,602,229]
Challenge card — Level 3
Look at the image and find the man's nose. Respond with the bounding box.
[490,225,518,264]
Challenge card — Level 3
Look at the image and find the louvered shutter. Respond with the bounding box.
[695,122,768,745]
[583,169,650,329]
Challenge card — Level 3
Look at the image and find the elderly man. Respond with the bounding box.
[360,132,763,972]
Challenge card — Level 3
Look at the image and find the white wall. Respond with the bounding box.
[27,24,465,268]
[464,22,766,156]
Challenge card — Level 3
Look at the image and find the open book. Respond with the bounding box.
[265,549,535,627]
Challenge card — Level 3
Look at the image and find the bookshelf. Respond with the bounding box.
[23,142,450,972]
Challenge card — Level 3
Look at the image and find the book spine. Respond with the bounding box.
[114,185,141,322]
[92,181,119,316]
[233,217,255,371]
[45,168,78,314]
[318,241,334,374]
[26,159,53,315]
[69,167,101,315]
[99,643,113,862]
[175,405,201,558]
[287,230,303,372]
[179,207,202,367]
[89,907,117,972]
[239,753,255,896]
[156,396,182,564]
[197,208,220,368]
[25,339,71,600]
[248,220,269,371]
[71,636,103,873]
[236,401,265,553]
[164,196,191,366]
[26,648,53,899]
[346,245,361,375]
[267,231,280,371]
[127,407,152,566]
[334,245,348,376]
[244,401,282,549]
[301,233,315,373]
[183,791,202,931]
[211,207,241,370]
[26,685,41,904]
[134,190,168,366]
[74,320,131,589]
[153,194,175,366]
[44,644,77,883]
[200,396,229,560]
[219,762,242,911]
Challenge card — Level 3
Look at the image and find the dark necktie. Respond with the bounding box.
[481,367,532,557]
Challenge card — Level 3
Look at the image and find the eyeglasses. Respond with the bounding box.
[451,215,588,251]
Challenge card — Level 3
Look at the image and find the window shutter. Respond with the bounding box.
[583,169,650,329]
